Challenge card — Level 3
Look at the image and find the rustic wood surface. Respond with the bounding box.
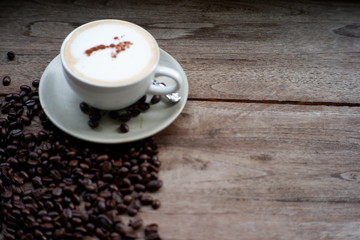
[1,0,360,239]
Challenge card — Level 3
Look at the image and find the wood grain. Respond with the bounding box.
[1,0,360,239]
[1,0,360,103]
[148,101,360,239]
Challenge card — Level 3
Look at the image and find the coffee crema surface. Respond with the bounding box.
[62,20,159,85]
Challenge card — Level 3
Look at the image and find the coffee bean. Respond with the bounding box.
[2,189,13,199]
[95,227,105,238]
[99,189,112,198]
[129,217,143,230]
[128,109,141,117]
[79,102,90,114]
[135,183,146,192]
[89,109,101,121]
[151,199,161,209]
[25,99,36,107]
[32,176,43,187]
[50,169,62,181]
[98,200,107,212]
[111,232,122,240]
[20,85,32,93]
[140,194,153,205]
[123,195,133,205]
[116,203,128,214]
[99,214,113,229]
[88,119,99,129]
[37,130,49,140]
[101,161,112,172]
[52,187,63,197]
[86,222,96,232]
[7,51,15,60]
[127,207,138,216]
[13,175,24,185]
[151,95,161,104]
[119,123,129,133]
[146,180,163,192]
[144,223,159,236]
[32,80,40,88]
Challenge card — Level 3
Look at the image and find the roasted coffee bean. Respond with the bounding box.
[123,194,133,205]
[88,119,99,129]
[127,207,138,216]
[99,214,113,229]
[98,200,107,212]
[52,187,63,197]
[20,85,32,93]
[32,176,43,187]
[151,95,161,104]
[3,76,11,86]
[128,109,141,117]
[129,217,143,230]
[7,51,15,60]
[119,123,129,133]
[138,102,150,111]
[79,102,90,114]
[32,80,40,88]
[6,144,18,152]
[144,223,159,236]
[37,130,49,140]
[146,180,163,192]
[89,108,101,120]
[72,217,82,225]
[9,128,23,138]
[21,116,31,126]
[151,199,161,209]
[86,223,96,232]
[101,160,112,172]
[135,183,146,192]
[25,99,36,107]
[140,194,153,205]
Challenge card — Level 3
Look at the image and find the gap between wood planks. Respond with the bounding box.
[188,98,360,107]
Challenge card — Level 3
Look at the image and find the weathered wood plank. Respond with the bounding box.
[1,0,360,103]
[144,101,360,239]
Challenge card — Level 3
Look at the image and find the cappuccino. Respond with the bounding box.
[62,20,159,85]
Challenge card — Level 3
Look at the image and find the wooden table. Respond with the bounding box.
[1,0,360,239]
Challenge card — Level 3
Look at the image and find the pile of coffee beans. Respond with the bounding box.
[0,79,162,239]
[80,94,161,132]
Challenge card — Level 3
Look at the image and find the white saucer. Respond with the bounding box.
[39,49,188,144]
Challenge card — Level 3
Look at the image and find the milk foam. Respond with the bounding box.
[63,20,158,85]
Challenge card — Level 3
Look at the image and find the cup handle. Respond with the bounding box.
[148,66,183,94]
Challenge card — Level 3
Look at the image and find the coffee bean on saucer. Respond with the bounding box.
[151,95,161,104]
[88,120,99,129]
[79,102,90,114]
[2,76,11,86]
[7,51,15,60]
[119,123,129,133]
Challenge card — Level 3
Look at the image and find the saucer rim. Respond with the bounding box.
[39,49,188,144]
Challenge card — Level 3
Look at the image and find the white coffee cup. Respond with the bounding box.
[60,19,183,110]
